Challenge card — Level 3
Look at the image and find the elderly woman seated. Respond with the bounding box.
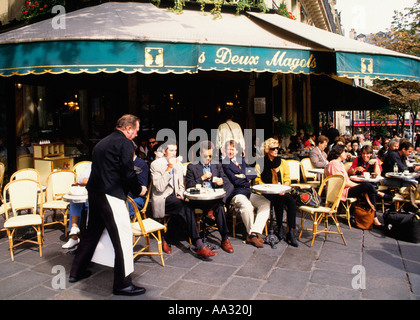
[326,144,389,227]
[348,145,382,177]
[254,138,298,247]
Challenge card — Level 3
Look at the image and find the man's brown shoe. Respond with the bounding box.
[221,239,234,253]
[196,246,217,258]
[162,241,172,254]
[246,235,264,248]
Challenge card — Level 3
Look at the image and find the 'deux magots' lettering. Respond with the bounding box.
[215,47,259,65]
[266,51,316,71]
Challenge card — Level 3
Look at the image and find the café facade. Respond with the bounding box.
[0,2,419,173]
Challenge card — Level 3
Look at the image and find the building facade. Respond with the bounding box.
[0,0,352,174]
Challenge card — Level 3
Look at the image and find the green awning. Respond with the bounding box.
[248,12,420,82]
[0,2,418,82]
[0,40,334,76]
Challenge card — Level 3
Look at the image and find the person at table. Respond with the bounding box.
[185,140,234,253]
[62,162,92,249]
[222,140,271,248]
[326,144,388,227]
[128,150,149,218]
[348,145,382,177]
[382,140,420,187]
[309,135,329,168]
[377,138,390,161]
[254,138,298,247]
[150,139,216,259]
[70,114,146,296]
[348,139,360,159]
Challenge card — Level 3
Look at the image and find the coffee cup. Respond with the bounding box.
[363,172,370,179]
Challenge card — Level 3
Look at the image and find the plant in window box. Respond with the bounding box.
[21,0,66,22]
[278,0,296,20]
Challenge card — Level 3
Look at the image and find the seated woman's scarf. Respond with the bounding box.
[260,155,282,184]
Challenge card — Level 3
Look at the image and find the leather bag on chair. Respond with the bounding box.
[292,186,322,208]
[354,193,375,230]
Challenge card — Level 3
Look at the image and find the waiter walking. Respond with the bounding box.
[69,114,146,296]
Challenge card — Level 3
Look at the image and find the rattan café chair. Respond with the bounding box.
[42,170,77,237]
[298,174,347,247]
[3,179,44,261]
[129,195,166,267]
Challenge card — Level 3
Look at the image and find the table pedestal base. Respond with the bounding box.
[265,233,280,249]
[265,202,279,249]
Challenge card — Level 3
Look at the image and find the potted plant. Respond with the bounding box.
[273,115,296,149]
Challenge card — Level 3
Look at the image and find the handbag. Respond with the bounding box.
[292,186,322,208]
[354,193,375,230]
[383,210,420,243]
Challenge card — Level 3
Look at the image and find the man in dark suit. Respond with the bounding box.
[222,140,270,248]
[69,114,146,296]
[185,140,234,253]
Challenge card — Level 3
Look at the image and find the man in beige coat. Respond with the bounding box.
[150,140,217,258]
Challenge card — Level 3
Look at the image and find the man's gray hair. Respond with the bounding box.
[115,114,140,130]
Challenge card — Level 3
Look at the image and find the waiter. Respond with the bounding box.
[69,114,146,296]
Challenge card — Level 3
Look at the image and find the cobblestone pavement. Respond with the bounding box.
[0,211,419,302]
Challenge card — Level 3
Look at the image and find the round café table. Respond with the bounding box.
[385,172,419,185]
[184,188,226,250]
[251,184,292,249]
[350,175,384,184]
[308,168,325,184]
[62,188,88,239]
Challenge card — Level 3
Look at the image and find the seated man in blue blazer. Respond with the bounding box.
[185,140,234,253]
[222,140,270,248]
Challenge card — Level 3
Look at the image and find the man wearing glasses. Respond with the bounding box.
[145,136,158,162]
[185,140,234,254]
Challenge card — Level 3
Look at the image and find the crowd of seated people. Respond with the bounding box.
[23,129,417,258]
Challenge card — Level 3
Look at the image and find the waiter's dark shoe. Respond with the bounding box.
[69,270,92,283]
[113,284,146,296]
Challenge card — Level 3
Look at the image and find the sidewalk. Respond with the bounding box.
[0,211,419,301]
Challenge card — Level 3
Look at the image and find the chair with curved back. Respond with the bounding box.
[42,170,77,237]
[300,158,321,188]
[298,174,347,247]
[17,154,34,170]
[129,195,166,267]
[286,159,311,189]
[73,161,92,180]
[3,178,44,261]
[10,168,40,183]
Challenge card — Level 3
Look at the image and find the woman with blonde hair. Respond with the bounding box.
[254,138,298,247]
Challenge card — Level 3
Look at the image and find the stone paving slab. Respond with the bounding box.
[0,219,419,303]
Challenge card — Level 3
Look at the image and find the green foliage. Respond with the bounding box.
[273,116,296,137]
[152,0,267,18]
[21,0,66,21]
[277,0,296,19]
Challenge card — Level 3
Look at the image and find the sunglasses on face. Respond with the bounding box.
[269,147,280,151]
